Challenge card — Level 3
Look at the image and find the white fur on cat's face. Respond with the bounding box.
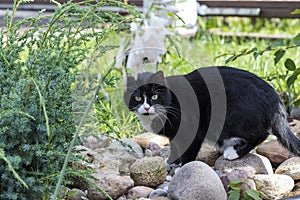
[134,94,168,133]
[137,95,156,115]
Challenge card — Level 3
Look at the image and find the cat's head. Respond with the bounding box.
[124,71,171,116]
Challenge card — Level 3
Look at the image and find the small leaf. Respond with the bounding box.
[285,58,296,71]
[287,74,298,89]
[253,52,259,59]
[228,190,241,200]
[230,183,241,191]
[228,179,243,190]
[226,55,237,64]
[291,9,300,14]
[292,33,300,46]
[245,189,262,200]
[274,49,286,65]
[271,39,284,48]
[230,179,244,185]
[246,47,258,55]
[266,45,272,51]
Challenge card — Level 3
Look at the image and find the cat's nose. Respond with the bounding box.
[144,107,150,112]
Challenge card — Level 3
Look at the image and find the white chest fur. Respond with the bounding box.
[136,114,156,132]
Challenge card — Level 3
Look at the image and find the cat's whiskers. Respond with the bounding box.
[161,106,181,121]
[155,111,172,129]
[130,105,140,112]
[155,107,175,128]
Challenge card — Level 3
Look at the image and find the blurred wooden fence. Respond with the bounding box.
[0,0,300,18]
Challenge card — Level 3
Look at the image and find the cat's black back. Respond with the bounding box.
[125,66,300,165]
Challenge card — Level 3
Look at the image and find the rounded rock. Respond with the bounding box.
[214,153,273,175]
[256,140,290,167]
[131,132,169,148]
[275,157,300,180]
[110,138,144,159]
[88,173,134,200]
[127,186,154,199]
[130,156,166,187]
[82,135,111,149]
[254,174,294,199]
[168,161,227,200]
[196,143,221,166]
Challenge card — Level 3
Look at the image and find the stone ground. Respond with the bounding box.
[68,118,300,200]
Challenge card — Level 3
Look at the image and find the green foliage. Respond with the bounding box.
[218,33,300,108]
[0,148,28,189]
[199,17,300,36]
[227,179,263,200]
[0,0,138,199]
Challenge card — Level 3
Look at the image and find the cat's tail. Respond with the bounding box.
[272,104,300,156]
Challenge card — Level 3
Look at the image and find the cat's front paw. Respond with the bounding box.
[223,147,239,160]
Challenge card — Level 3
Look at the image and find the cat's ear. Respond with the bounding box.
[124,75,136,93]
[152,71,165,84]
[124,75,135,105]
[126,76,136,85]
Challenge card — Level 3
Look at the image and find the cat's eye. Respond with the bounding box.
[151,94,158,100]
[134,96,142,102]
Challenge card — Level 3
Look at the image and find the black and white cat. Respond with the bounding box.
[124,66,300,165]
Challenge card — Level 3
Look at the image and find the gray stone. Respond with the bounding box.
[110,138,144,159]
[151,197,171,200]
[72,146,96,172]
[145,149,153,157]
[196,143,221,166]
[73,145,95,163]
[156,182,170,190]
[82,134,111,149]
[214,153,273,175]
[168,161,227,200]
[131,132,169,148]
[254,174,294,200]
[289,119,300,138]
[256,140,290,167]
[130,156,166,187]
[291,108,300,120]
[93,145,138,175]
[127,186,154,199]
[157,146,171,159]
[149,189,169,198]
[166,175,172,181]
[146,142,162,152]
[88,173,134,200]
[275,157,300,180]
